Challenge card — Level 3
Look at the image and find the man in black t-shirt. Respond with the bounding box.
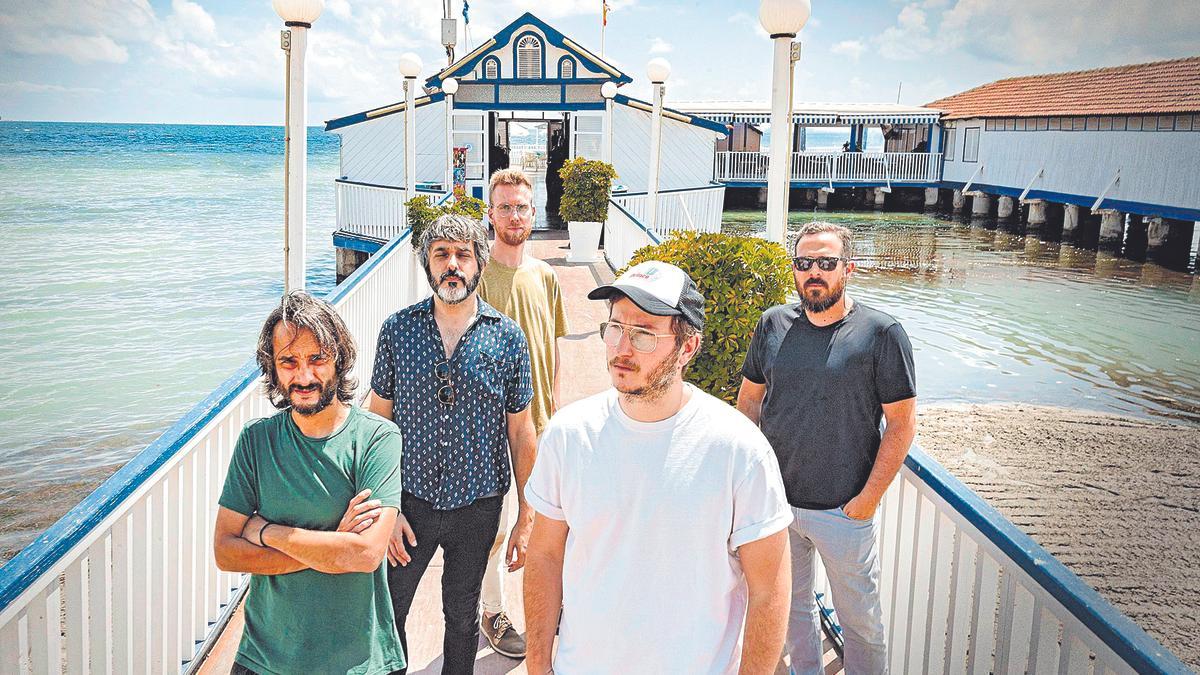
[738,222,917,675]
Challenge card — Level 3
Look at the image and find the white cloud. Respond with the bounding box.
[0,80,102,94]
[830,39,866,62]
[6,32,130,63]
[649,37,672,54]
[728,12,768,39]
[873,0,1200,67]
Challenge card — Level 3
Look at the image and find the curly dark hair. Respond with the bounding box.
[256,291,358,409]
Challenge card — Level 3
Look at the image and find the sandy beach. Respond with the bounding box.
[917,403,1200,669]
[3,401,1198,668]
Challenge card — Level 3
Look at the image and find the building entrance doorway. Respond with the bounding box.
[491,112,568,230]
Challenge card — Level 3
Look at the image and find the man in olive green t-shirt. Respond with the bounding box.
[215,292,405,675]
[476,168,568,659]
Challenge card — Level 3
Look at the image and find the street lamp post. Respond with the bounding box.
[442,77,459,192]
[399,53,423,198]
[273,0,324,292]
[601,81,617,164]
[646,58,671,231]
[759,0,810,245]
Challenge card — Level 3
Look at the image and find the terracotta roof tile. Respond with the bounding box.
[926,56,1200,120]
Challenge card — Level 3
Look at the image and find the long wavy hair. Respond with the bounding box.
[256,291,358,409]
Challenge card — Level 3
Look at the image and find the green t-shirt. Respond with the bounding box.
[218,406,405,675]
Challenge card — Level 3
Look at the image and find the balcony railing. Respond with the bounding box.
[715,151,942,186]
[335,179,448,242]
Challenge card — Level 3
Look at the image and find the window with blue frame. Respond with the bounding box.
[483,57,499,79]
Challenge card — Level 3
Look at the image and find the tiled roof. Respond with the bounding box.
[927,56,1200,120]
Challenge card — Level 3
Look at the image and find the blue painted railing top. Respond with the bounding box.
[0,230,413,612]
[613,182,724,198]
[905,445,1191,674]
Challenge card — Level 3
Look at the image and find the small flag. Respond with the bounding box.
[602,0,609,26]
[462,0,470,24]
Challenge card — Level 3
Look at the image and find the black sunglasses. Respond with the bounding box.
[793,256,847,272]
[435,360,455,406]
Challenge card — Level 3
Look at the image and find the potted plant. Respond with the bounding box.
[558,157,618,263]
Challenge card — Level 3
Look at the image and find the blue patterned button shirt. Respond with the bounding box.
[371,296,533,510]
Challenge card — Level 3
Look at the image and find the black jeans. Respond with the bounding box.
[388,492,503,675]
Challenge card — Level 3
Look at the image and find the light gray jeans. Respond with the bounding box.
[787,506,888,675]
[479,486,515,616]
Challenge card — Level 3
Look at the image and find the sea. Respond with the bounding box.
[1,120,1198,558]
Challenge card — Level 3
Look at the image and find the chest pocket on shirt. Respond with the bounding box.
[463,350,506,400]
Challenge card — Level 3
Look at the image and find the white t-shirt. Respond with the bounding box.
[525,385,792,674]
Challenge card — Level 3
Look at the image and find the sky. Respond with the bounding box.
[2,0,1199,125]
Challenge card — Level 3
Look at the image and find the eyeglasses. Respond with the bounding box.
[434,360,455,407]
[792,256,847,272]
[600,321,676,354]
[493,203,531,216]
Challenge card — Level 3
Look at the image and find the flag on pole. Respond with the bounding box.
[462,0,470,24]
[603,0,609,26]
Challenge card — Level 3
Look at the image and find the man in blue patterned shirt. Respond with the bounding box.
[367,214,536,674]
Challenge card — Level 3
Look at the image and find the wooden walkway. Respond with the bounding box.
[197,232,842,673]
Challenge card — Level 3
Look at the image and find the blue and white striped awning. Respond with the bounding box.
[674,101,942,126]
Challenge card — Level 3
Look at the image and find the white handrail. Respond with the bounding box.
[609,185,724,239]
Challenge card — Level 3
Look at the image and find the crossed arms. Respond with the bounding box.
[214,489,397,576]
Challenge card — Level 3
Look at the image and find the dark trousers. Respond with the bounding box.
[388,492,502,675]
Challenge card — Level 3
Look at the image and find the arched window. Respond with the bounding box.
[483,57,499,79]
[559,57,575,79]
[516,35,542,79]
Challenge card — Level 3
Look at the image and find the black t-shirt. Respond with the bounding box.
[742,301,916,510]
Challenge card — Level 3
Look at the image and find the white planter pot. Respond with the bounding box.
[566,221,603,263]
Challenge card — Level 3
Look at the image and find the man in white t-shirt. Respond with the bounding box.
[523,261,793,674]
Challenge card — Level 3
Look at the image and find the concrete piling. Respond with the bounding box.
[971,193,992,218]
[1098,210,1126,248]
[1062,204,1081,235]
[952,189,965,211]
[873,188,887,208]
[1027,200,1047,229]
[998,196,1016,219]
[925,188,939,208]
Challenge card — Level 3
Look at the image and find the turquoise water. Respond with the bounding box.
[0,122,339,492]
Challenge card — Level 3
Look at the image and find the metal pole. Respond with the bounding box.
[405,77,417,196]
[647,81,664,229]
[445,94,454,191]
[603,96,613,164]
[283,25,309,291]
[765,35,793,244]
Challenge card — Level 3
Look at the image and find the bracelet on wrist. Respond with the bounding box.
[256,520,271,547]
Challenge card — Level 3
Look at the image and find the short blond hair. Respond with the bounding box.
[488,168,534,202]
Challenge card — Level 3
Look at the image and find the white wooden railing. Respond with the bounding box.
[609,184,725,239]
[604,198,664,271]
[0,230,429,674]
[715,151,942,185]
[335,179,448,242]
[830,445,1184,674]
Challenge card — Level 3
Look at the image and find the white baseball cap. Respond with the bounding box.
[587,261,706,330]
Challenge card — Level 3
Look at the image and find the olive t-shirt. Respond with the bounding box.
[479,255,568,435]
[742,302,916,510]
[218,406,406,675]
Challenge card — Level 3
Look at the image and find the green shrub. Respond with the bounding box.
[624,231,792,404]
[405,189,488,249]
[558,157,618,223]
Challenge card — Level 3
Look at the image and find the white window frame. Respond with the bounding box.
[516,35,542,79]
[484,59,498,79]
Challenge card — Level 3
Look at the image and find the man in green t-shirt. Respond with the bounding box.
[477,168,568,659]
[215,291,405,675]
